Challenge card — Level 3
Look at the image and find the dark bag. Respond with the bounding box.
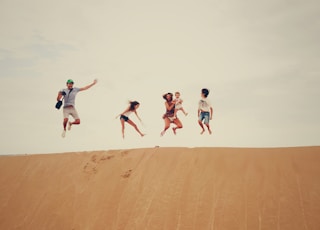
[55,100,63,109]
[55,91,66,110]
[55,89,72,110]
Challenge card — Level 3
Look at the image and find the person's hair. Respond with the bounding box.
[201,88,210,97]
[163,93,173,102]
[129,101,140,111]
[175,91,180,95]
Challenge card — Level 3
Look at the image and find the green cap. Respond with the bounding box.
[66,79,74,84]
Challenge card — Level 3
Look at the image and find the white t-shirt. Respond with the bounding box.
[198,97,212,112]
[175,98,183,109]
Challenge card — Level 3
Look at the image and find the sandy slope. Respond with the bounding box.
[0,147,320,230]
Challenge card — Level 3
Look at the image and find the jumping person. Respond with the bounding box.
[161,92,183,136]
[118,101,145,139]
[57,79,97,138]
[198,88,213,134]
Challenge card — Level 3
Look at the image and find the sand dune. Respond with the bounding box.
[0,147,320,230]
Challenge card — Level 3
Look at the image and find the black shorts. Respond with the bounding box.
[120,115,129,122]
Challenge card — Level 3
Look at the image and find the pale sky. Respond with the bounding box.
[1,0,320,155]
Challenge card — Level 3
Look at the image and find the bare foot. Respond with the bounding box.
[160,130,166,136]
[200,129,205,135]
[172,127,177,135]
[185,112,188,116]
[61,130,66,138]
[141,133,145,137]
[208,129,212,135]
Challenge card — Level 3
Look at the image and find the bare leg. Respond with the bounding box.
[181,108,188,116]
[63,118,68,131]
[127,120,145,137]
[161,118,171,136]
[172,118,183,135]
[62,118,68,138]
[198,120,205,134]
[206,123,212,134]
[68,119,80,130]
[120,119,125,138]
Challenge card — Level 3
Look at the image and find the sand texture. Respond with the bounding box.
[0,147,320,230]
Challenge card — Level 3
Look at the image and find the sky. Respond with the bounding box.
[0,0,320,155]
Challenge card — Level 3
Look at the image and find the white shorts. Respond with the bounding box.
[175,104,182,109]
[63,106,80,120]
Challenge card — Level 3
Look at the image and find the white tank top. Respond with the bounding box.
[122,110,133,117]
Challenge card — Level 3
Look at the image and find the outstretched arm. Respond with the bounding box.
[79,79,98,91]
[134,111,142,121]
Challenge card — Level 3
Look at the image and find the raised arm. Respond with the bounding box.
[79,79,98,91]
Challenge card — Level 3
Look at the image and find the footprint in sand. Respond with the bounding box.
[121,151,129,157]
[83,162,97,174]
[121,169,133,178]
[100,155,115,161]
[91,155,97,163]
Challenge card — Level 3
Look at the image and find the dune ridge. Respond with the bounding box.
[0,146,320,230]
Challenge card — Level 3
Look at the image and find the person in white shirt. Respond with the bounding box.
[198,88,213,134]
[173,91,188,118]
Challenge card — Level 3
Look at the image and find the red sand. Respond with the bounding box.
[0,147,320,230]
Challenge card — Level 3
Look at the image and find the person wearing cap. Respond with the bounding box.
[57,79,97,138]
[160,92,183,136]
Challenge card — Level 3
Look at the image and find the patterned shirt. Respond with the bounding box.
[198,97,212,112]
